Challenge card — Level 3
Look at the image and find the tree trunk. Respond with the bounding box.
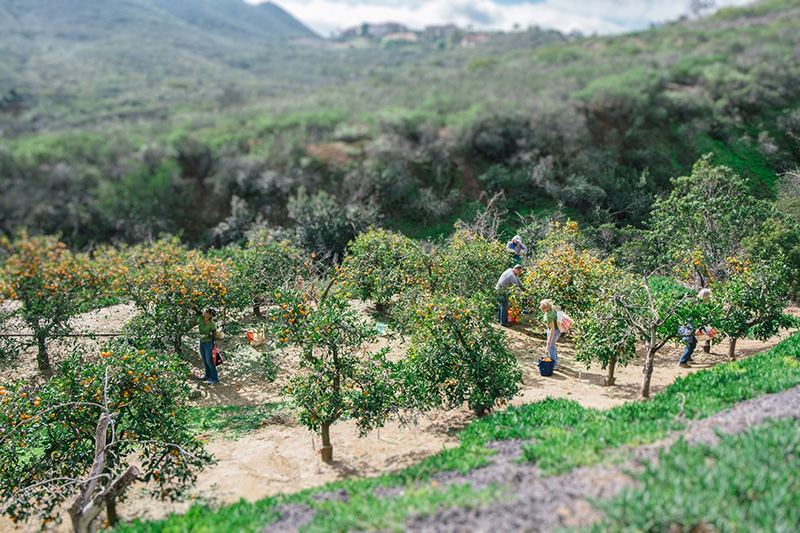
[106,497,118,527]
[253,304,262,318]
[35,329,50,372]
[173,333,182,355]
[728,337,738,361]
[69,413,111,533]
[320,422,333,462]
[641,344,656,399]
[604,355,617,386]
[69,412,140,533]
[703,340,711,353]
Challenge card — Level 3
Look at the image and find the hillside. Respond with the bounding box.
[0,0,322,128]
[0,0,799,249]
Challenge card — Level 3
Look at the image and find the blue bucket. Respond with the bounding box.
[538,358,554,377]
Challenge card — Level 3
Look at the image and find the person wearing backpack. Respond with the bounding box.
[539,299,561,371]
[678,288,712,368]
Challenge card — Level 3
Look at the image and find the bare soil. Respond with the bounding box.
[1,304,796,532]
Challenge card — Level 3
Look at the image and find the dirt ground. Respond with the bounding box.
[1,304,796,531]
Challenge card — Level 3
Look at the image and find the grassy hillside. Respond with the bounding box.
[0,0,798,247]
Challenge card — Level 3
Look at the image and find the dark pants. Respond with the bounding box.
[497,289,510,325]
[679,336,697,364]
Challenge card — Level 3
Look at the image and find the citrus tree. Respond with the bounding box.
[650,154,776,284]
[581,275,719,398]
[0,343,212,533]
[0,232,114,372]
[222,229,311,317]
[436,228,509,299]
[521,220,618,325]
[338,228,427,313]
[574,269,638,385]
[266,284,401,462]
[395,291,522,416]
[717,257,797,360]
[123,237,234,353]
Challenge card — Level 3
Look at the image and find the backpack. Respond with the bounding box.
[556,310,574,332]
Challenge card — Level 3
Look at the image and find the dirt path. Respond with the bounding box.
[1,305,796,531]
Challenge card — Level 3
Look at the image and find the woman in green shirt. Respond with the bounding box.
[539,299,560,370]
[197,308,219,384]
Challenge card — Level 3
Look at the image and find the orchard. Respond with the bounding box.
[0,155,796,529]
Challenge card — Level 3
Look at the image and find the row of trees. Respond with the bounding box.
[0,157,796,531]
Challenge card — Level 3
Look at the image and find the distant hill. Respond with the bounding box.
[0,0,322,129]
[0,0,564,133]
[0,0,318,43]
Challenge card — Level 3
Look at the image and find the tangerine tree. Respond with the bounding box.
[222,229,311,317]
[650,154,776,284]
[123,237,233,353]
[436,228,508,299]
[0,232,114,372]
[574,268,638,385]
[266,284,401,462]
[596,275,719,398]
[717,257,797,360]
[0,343,212,533]
[521,221,618,324]
[338,228,426,313]
[395,291,522,416]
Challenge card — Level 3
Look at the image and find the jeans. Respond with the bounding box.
[546,327,561,367]
[497,289,510,325]
[679,336,697,364]
[200,340,218,381]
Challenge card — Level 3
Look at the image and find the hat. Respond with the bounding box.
[513,235,521,244]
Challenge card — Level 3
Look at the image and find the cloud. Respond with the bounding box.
[249,0,755,38]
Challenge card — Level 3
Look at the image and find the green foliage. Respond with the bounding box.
[589,418,800,532]
[222,230,310,315]
[717,258,797,347]
[267,286,400,460]
[0,232,118,371]
[287,188,377,261]
[396,292,522,416]
[122,237,235,352]
[0,343,213,528]
[95,160,185,242]
[651,154,777,283]
[522,221,619,322]
[436,228,509,300]
[574,67,663,120]
[338,228,426,310]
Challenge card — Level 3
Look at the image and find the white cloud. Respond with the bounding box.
[247,0,756,38]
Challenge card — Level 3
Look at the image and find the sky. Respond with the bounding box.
[247,0,755,38]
